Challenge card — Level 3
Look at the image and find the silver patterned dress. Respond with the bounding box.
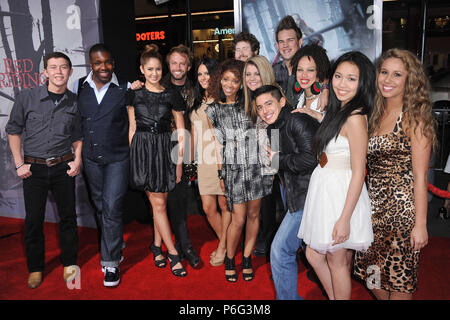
[206,102,272,211]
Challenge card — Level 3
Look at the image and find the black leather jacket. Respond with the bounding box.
[267,106,319,213]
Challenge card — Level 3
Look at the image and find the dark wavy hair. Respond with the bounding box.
[232,32,260,55]
[192,57,219,111]
[290,44,330,83]
[312,51,375,159]
[208,59,245,105]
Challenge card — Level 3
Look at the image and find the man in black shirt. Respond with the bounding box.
[6,52,82,289]
[161,45,201,268]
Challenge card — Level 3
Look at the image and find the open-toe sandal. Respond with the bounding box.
[242,255,254,281]
[167,253,187,277]
[224,256,238,283]
[150,243,167,268]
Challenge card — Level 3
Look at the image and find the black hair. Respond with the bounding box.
[88,43,113,59]
[290,44,330,82]
[253,84,283,102]
[43,52,72,69]
[312,51,375,159]
[192,57,219,111]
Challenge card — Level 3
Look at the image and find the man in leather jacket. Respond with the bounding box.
[253,85,318,300]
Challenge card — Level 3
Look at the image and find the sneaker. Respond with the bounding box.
[103,267,120,287]
[102,256,124,273]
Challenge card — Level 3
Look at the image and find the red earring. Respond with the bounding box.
[311,82,321,95]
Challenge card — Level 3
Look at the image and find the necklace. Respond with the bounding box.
[305,95,317,101]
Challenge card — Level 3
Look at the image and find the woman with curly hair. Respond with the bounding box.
[353,48,437,300]
[206,59,272,282]
[289,44,330,113]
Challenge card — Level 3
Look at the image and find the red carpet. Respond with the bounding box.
[0,215,449,300]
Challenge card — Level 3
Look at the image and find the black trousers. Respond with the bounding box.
[166,180,196,253]
[23,162,78,272]
[257,176,284,253]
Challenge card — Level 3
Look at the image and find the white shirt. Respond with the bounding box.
[73,71,130,104]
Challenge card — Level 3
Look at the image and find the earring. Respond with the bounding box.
[293,81,302,93]
[311,82,321,95]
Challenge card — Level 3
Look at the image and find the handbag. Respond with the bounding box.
[181,161,198,183]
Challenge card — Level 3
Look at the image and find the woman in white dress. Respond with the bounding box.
[297,51,375,299]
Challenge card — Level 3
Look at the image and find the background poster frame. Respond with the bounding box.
[233,0,383,64]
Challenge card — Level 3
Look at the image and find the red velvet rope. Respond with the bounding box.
[428,182,450,198]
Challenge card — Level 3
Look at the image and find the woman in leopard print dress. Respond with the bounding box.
[353,49,437,299]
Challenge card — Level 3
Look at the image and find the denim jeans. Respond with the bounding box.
[82,156,129,267]
[23,162,78,272]
[270,209,304,300]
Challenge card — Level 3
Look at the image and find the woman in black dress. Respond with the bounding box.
[127,45,187,277]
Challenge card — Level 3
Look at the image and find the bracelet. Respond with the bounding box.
[320,83,329,91]
[217,169,224,180]
[15,162,25,170]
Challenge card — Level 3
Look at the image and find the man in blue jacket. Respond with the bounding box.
[76,43,129,287]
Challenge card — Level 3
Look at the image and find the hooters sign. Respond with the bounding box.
[136,31,166,41]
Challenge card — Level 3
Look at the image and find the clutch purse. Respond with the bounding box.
[181,162,198,183]
[319,152,328,168]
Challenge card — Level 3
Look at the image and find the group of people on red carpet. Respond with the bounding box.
[6,14,436,301]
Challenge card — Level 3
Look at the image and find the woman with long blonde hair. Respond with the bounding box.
[354,48,437,300]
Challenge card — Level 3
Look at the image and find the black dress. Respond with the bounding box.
[128,87,186,192]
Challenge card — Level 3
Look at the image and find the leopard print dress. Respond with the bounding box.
[353,112,419,294]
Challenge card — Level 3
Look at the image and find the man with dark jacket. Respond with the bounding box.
[253,85,318,300]
[161,44,200,268]
[75,43,129,287]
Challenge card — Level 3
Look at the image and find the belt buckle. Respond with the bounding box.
[319,152,328,168]
[45,157,57,167]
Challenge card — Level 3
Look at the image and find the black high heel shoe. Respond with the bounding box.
[224,256,238,283]
[242,255,254,281]
[167,253,187,277]
[184,247,201,269]
[150,243,166,268]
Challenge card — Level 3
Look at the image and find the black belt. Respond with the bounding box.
[24,153,74,167]
[136,122,171,134]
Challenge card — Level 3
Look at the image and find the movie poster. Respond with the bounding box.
[0,0,100,227]
[234,0,382,63]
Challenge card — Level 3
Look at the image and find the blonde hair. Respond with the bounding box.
[369,48,437,150]
[243,55,276,122]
